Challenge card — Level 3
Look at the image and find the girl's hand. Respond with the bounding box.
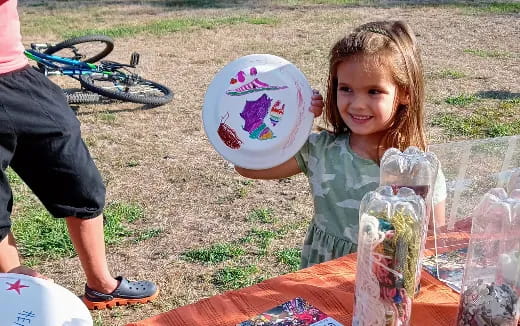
[7,265,53,282]
[310,89,324,117]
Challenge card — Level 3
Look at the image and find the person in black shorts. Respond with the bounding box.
[0,0,158,310]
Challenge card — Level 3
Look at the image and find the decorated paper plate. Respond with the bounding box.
[203,54,314,170]
[0,273,93,325]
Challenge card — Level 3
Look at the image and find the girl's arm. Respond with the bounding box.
[235,157,301,180]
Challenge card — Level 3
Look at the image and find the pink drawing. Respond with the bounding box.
[282,82,305,150]
[227,66,288,96]
[6,279,29,295]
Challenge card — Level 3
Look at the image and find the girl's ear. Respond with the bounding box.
[399,89,410,105]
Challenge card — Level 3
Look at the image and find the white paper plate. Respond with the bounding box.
[0,273,92,325]
[203,54,314,170]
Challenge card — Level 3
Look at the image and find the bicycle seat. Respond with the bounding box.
[101,53,140,70]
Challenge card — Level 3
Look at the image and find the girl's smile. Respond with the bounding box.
[349,114,373,123]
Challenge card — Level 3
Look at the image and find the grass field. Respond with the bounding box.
[11,0,520,325]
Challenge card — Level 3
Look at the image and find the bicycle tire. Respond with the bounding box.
[44,35,114,63]
[79,73,173,105]
[65,90,102,104]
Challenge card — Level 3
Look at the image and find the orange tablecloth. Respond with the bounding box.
[128,254,460,326]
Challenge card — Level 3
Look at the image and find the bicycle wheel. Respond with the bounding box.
[65,90,102,104]
[79,73,173,105]
[44,35,114,63]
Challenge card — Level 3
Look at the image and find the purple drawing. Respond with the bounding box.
[237,70,246,83]
[240,94,275,140]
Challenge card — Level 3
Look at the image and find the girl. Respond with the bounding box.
[235,20,446,269]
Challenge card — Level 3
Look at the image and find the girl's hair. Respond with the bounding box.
[324,20,426,154]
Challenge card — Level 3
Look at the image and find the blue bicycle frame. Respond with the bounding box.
[24,44,173,105]
[24,49,111,77]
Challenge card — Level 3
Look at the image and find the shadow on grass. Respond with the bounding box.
[476,90,520,101]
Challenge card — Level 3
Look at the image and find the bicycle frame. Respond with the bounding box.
[23,39,173,105]
[24,49,112,77]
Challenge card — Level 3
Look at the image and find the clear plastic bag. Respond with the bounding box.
[380,146,440,292]
[457,188,520,326]
[380,147,439,224]
[353,186,427,326]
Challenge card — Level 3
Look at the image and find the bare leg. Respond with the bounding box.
[66,215,117,293]
[0,232,46,278]
[0,232,22,272]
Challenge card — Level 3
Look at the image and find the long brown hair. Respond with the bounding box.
[324,20,426,158]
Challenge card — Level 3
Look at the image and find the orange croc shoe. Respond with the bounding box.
[82,276,158,310]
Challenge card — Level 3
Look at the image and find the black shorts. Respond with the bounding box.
[0,66,106,241]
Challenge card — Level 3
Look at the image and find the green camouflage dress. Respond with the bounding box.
[295,131,446,269]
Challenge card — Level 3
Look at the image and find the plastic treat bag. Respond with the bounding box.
[380,147,439,225]
[457,188,520,326]
[353,186,427,326]
[380,147,440,291]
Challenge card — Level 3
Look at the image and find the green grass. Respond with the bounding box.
[65,16,279,39]
[12,207,75,258]
[126,160,140,167]
[463,48,514,58]
[250,229,278,248]
[480,2,520,14]
[133,228,163,243]
[247,208,276,223]
[445,94,479,107]
[276,0,520,14]
[458,2,520,14]
[6,168,23,186]
[438,69,466,79]
[279,0,363,4]
[431,101,520,139]
[12,201,144,258]
[181,242,245,264]
[212,265,261,290]
[97,112,117,123]
[275,248,301,272]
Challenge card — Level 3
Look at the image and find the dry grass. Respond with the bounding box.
[14,1,520,325]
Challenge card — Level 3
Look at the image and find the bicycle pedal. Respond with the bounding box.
[130,52,140,66]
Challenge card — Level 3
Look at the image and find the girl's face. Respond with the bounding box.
[336,57,406,138]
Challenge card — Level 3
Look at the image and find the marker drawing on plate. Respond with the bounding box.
[240,93,276,140]
[282,82,306,150]
[6,279,30,295]
[269,100,285,126]
[217,112,243,149]
[13,310,37,325]
[203,54,314,169]
[226,66,288,96]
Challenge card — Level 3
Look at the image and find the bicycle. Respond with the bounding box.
[25,35,173,106]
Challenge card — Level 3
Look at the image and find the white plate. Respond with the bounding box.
[0,273,92,325]
[203,54,314,170]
